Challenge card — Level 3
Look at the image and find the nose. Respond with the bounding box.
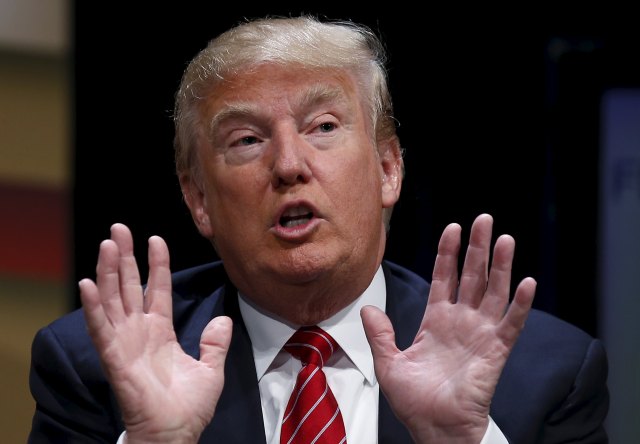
[270,130,312,188]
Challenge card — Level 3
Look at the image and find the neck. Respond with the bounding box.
[235,259,382,326]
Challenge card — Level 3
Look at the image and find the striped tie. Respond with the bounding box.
[280,326,347,444]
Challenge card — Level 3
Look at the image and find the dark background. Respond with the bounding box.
[71,3,640,340]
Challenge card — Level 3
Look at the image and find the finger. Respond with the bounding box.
[199,316,233,370]
[480,234,515,321]
[361,305,400,371]
[428,222,462,304]
[457,213,493,307]
[145,235,172,319]
[95,239,127,325]
[110,223,144,314]
[497,277,536,345]
[79,278,113,345]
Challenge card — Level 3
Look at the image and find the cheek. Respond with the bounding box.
[203,169,265,225]
[350,150,383,192]
[206,162,268,200]
[325,153,382,215]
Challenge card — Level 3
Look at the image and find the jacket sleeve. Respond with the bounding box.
[541,338,610,443]
[28,321,123,444]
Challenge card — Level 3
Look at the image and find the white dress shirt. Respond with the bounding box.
[117,265,507,443]
[238,265,509,444]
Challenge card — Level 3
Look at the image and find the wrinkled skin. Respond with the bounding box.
[79,62,535,443]
[179,64,403,326]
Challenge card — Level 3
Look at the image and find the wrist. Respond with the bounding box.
[409,416,489,444]
[123,428,201,444]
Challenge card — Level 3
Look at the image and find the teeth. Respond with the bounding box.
[282,218,308,228]
[282,205,311,217]
[280,205,314,228]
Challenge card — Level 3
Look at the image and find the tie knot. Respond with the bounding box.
[283,326,338,368]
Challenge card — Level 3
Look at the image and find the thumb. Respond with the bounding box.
[360,305,399,367]
[199,316,233,370]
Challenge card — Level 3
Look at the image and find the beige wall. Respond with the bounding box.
[0,53,70,186]
[0,278,68,442]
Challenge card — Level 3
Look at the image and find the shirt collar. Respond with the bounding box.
[238,265,386,385]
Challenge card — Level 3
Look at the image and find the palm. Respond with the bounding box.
[375,301,512,429]
[79,224,232,442]
[362,214,536,443]
[97,311,224,436]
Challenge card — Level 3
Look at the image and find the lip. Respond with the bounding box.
[271,199,323,242]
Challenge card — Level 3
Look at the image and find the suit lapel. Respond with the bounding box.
[199,283,267,443]
[196,262,428,443]
[378,262,429,444]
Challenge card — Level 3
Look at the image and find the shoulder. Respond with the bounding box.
[382,259,607,376]
[518,310,609,393]
[34,261,230,354]
[383,259,600,350]
[171,260,229,296]
[381,260,430,295]
[494,310,609,440]
[170,260,231,318]
[518,309,604,359]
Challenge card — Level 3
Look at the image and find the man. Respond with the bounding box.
[29,15,608,443]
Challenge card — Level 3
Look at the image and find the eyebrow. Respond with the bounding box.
[207,83,353,137]
[298,83,349,112]
[208,103,258,138]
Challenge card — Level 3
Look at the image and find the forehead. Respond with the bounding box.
[200,63,365,119]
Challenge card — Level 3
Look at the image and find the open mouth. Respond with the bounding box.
[279,205,314,228]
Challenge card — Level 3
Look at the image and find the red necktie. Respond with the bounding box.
[280,326,347,444]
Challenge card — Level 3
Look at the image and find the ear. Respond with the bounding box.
[179,172,214,238]
[378,136,403,208]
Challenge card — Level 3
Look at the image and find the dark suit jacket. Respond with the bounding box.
[28,260,609,443]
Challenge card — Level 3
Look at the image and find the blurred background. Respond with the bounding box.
[1,1,638,442]
[0,0,70,442]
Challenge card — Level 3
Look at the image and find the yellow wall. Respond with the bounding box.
[0,53,69,186]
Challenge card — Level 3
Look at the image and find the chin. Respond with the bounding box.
[271,260,332,285]
[268,245,344,285]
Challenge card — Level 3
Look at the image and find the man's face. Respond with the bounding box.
[182,63,402,315]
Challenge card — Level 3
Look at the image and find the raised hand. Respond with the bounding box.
[361,214,536,443]
[79,223,232,443]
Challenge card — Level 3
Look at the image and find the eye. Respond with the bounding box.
[318,122,336,133]
[236,135,260,146]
